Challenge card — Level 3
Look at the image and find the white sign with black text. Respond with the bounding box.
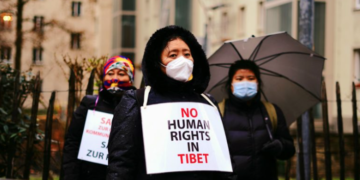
[141,102,232,174]
[78,110,113,165]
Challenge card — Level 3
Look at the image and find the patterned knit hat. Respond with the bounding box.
[103,55,134,82]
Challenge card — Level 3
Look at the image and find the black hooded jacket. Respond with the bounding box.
[223,94,295,180]
[107,26,230,180]
[63,88,135,180]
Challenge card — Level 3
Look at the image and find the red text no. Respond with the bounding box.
[181,108,198,118]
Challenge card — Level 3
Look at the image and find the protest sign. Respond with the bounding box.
[141,102,232,174]
[78,110,113,165]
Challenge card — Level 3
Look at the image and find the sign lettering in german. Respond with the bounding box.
[78,110,113,165]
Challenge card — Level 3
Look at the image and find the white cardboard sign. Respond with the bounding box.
[141,102,232,174]
[77,110,113,165]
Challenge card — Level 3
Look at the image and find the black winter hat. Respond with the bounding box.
[141,25,210,93]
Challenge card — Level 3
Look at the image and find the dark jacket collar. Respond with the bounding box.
[228,92,261,110]
[152,74,196,95]
[99,86,136,105]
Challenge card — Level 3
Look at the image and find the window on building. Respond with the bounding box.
[0,13,12,30]
[32,47,43,64]
[265,1,292,35]
[238,6,246,37]
[113,0,137,63]
[33,16,44,32]
[71,33,81,49]
[122,0,135,11]
[72,2,82,17]
[0,46,11,62]
[121,15,136,48]
[175,0,192,30]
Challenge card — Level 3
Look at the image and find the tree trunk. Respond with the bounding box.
[23,72,41,179]
[7,72,20,178]
[42,91,56,180]
[14,0,24,71]
[86,69,95,95]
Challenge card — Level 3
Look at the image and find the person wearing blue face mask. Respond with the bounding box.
[232,81,258,101]
[219,60,295,180]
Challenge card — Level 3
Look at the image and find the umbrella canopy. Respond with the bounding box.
[206,32,325,126]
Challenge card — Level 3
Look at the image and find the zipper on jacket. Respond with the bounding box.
[249,117,254,138]
[247,112,256,178]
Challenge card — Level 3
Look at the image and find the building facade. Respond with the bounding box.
[0,0,112,107]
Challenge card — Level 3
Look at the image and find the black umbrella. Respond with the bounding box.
[206,32,325,126]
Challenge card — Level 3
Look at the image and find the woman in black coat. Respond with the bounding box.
[63,56,136,180]
[222,60,295,180]
[107,25,230,180]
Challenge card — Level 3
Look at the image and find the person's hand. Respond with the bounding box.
[261,139,283,157]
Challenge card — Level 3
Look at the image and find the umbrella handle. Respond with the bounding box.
[264,117,274,141]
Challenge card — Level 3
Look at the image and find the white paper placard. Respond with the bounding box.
[77,110,113,165]
[141,102,232,174]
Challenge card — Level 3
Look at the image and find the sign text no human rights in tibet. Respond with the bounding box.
[141,102,232,174]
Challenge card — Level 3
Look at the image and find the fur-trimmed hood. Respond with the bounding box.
[141,25,210,94]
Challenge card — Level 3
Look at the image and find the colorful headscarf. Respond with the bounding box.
[103,79,133,90]
[103,55,135,82]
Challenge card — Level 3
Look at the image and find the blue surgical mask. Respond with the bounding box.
[232,81,258,101]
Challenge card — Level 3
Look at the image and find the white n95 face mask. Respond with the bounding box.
[160,56,194,82]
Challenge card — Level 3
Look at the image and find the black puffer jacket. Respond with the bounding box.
[223,94,295,180]
[107,26,230,180]
[63,88,135,180]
